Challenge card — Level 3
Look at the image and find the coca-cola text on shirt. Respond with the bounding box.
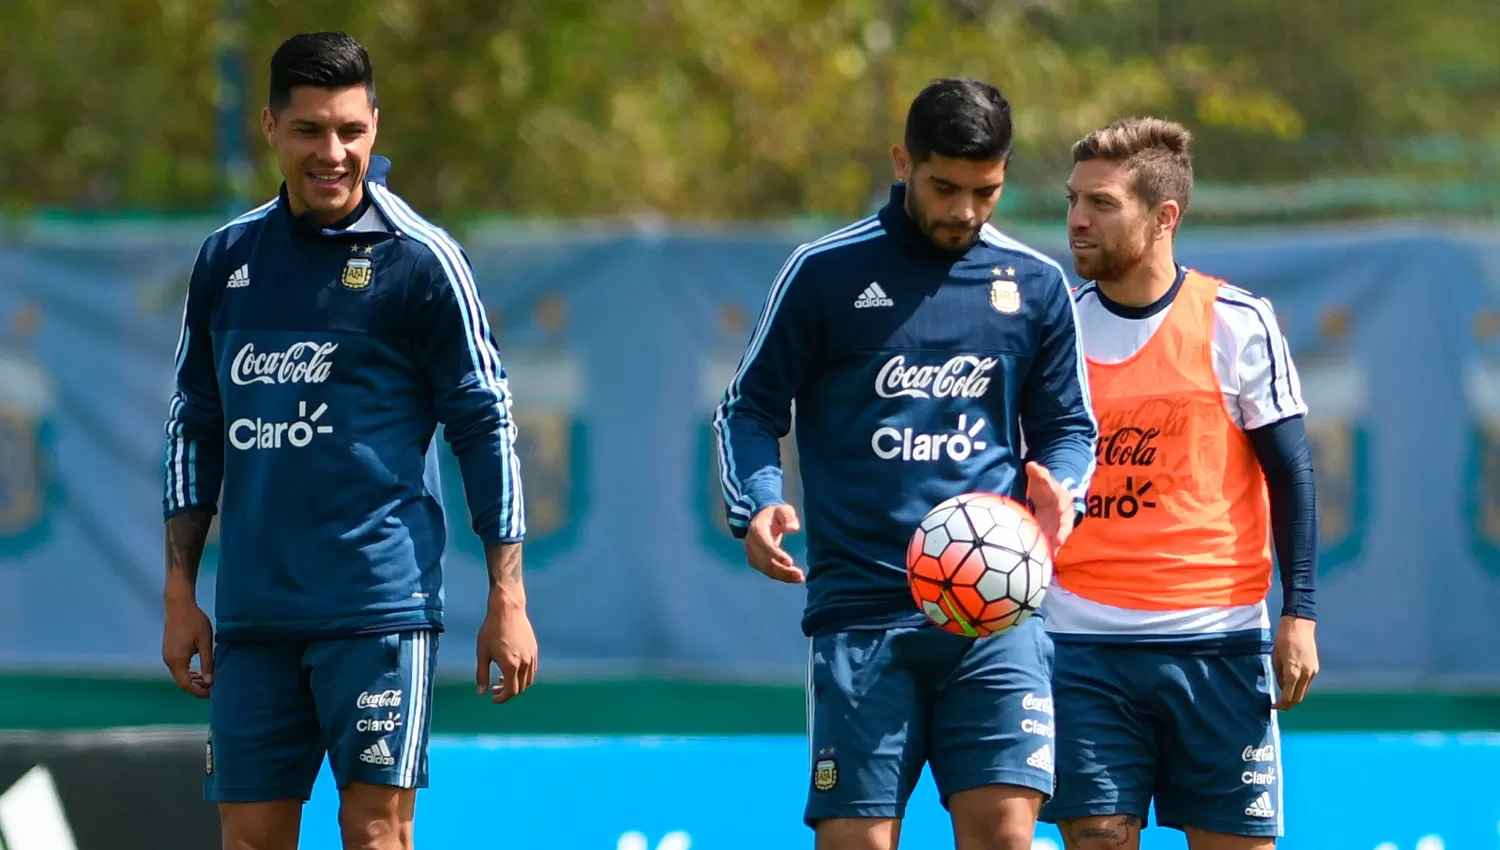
[230,341,337,386]
[875,354,997,400]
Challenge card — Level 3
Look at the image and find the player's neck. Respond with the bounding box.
[1095,249,1177,308]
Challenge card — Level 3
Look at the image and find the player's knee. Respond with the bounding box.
[1058,815,1143,850]
[949,786,1044,850]
[221,829,298,850]
[813,816,900,850]
[951,813,1036,850]
[338,811,411,850]
[337,784,414,850]
[219,801,302,850]
[222,835,296,850]
[956,824,1035,850]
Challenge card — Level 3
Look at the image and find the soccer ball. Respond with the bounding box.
[905,493,1053,638]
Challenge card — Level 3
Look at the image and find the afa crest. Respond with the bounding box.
[0,307,58,557]
[438,296,588,571]
[0,403,50,546]
[1304,414,1369,574]
[1467,415,1500,575]
[813,758,838,792]
[989,270,1020,314]
[341,257,373,290]
[705,425,804,550]
[511,404,584,545]
[438,355,588,570]
[1465,310,1500,579]
[1297,306,1370,577]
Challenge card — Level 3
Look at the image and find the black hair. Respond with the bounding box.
[903,78,1014,163]
[268,32,376,113]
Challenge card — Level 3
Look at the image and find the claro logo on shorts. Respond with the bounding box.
[1021,718,1055,738]
[1241,767,1277,785]
[356,712,403,733]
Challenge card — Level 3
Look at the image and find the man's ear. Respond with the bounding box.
[891,144,912,182]
[1157,198,1183,239]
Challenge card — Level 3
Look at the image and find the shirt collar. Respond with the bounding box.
[1091,264,1188,320]
[278,155,395,237]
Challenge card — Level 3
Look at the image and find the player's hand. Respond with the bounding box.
[746,504,806,584]
[1025,461,1075,551]
[162,598,214,699]
[476,601,538,705]
[1272,616,1319,710]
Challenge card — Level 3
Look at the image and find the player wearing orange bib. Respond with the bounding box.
[1039,118,1320,850]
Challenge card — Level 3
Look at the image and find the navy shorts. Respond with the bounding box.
[1040,643,1283,838]
[204,630,438,803]
[804,616,1055,826]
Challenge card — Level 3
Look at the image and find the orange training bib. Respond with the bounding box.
[1056,270,1273,610]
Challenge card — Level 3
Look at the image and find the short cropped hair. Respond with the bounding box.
[904,78,1015,163]
[1072,117,1193,212]
[269,32,376,113]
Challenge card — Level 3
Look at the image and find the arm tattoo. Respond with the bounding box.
[165,511,213,584]
[1061,815,1142,848]
[484,541,524,589]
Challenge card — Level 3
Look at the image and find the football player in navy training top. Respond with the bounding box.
[160,32,537,850]
[713,78,1098,850]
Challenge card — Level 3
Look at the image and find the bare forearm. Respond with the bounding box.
[483,541,526,610]
[164,512,213,600]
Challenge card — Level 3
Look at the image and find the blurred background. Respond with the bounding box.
[0,0,1498,848]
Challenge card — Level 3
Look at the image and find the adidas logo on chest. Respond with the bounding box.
[226,264,249,289]
[854,282,893,309]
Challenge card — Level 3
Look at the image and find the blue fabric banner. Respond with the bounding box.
[1,220,1498,686]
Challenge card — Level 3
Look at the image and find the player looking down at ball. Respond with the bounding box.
[1041,117,1320,850]
[712,78,1098,850]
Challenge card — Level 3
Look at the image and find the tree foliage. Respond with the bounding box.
[0,0,1495,219]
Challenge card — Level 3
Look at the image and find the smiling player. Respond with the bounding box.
[160,32,536,850]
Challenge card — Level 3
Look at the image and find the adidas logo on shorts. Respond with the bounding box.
[854,282,894,309]
[359,738,396,767]
[1026,744,1053,773]
[1244,791,1275,818]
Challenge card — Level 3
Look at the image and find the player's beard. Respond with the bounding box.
[907,194,978,251]
[922,218,980,251]
[1075,221,1151,283]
